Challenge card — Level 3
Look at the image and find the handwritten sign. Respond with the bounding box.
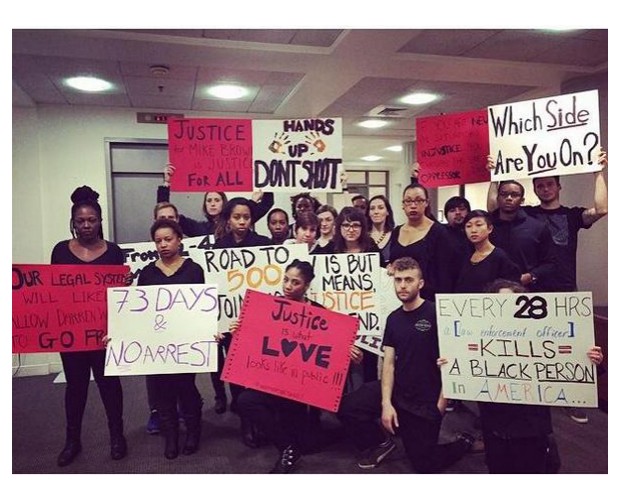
[488,90,601,181]
[436,292,598,407]
[416,109,490,187]
[188,243,310,332]
[253,118,343,192]
[222,289,358,411]
[167,118,253,191]
[105,284,219,375]
[120,236,214,285]
[12,264,129,353]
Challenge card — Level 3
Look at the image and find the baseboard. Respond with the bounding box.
[12,363,63,378]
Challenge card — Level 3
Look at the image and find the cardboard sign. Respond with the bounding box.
[221,289,358,412]
[105,284,219,375]
[188,243,310,332]
[252,118,343,192]
[12,264,129,353]
[436,292,598,407]
[488,90,601,181]
[416,109,490,187]
[167,118,253,191]
[120,235,214,285]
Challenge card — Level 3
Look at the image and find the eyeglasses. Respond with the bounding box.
[341,222,362,230]
[498,191,522,199]
[403,198,427,205]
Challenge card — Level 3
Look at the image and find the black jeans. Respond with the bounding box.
[210,333,244,403]
[483,432,550,473]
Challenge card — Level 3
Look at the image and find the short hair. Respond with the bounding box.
[267,208,289,224]
[222,197,255,223]
[533,176,560,188]
[153,202,179,220]
[484,279,527,294]
[290,193,321,217]
[498,180,525,198]
[402,182,436,220]
[391,257,423,278]
[294,211,319,231]
[285,259,315,284]
[316,204,338,219]
[352,194,367,204]
[463,209,492,227]
[150,218,183,240]
[444,196,471,214]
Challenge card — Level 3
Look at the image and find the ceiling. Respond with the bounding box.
[12,29,608,169]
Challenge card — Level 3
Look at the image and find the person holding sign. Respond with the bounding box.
[51,186,127,467]
[439,278,604,474]
[338,257,474,472]
[137,219,206,459]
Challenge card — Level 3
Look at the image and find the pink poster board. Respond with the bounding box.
[222,289,359,412]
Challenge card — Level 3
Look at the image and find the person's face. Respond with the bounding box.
[72,206,101,241]
[295,197,313,215]
[229,205,252,237]
[497,183,524,213]
[318,212,335,236]
[340,219,362,243]
[393,268,424,304]
[268,212,288,240]
[154,227,182,259]
[465,216,492,244]
[353,198,367,212]
[156,206,179,222]
[282,267,310,301]
[369,199,388,225]
[533,178,561,204]
[402,187,428,220]
[446,204,468,227]
[295,225,317,246]
[205,193,224,217]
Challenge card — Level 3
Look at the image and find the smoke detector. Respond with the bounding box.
[149,65,170,77]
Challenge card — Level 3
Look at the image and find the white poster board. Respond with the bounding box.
[105,284,219,375]
[436,292,598,407]
[488,90,601,182]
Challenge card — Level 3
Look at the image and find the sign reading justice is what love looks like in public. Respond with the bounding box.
[436,292,598,408]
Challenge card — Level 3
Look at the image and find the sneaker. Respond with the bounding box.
[357,438,396,469]
[567,407,589,424]
[270,445,301,473]
[146,410,160,435]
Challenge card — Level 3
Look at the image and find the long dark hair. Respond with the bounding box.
[366,194,395,231]
[333,206,375,253]
[70,185,104,239]
[285,259,315,285]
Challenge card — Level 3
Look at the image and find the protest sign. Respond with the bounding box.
[167,118,253,191]
[105,284,219,375]
[188,243,310,332]
[253,118,343,192]
[416,109,490,187]
[12,264,128,353]
[488,90,601,181]
[222,289,358,412]
[436,292,598,407]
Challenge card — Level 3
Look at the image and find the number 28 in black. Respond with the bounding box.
[514,295,548,319]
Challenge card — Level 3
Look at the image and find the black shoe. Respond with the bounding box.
[110,435,127,460]
[214,398,227,414]
[182,431,201,455]
[241,418,259,448]
[164,432,179,460]
[57,441,82,467]
[230,399,239,414]
[270,445,301,473]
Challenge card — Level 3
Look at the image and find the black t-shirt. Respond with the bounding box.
[454,247,521,293]
[524,205,590,292]
[137,258,205,286]
[382,300,441,419]
[51,239,124,265]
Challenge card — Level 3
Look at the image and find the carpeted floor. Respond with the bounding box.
[12,372,607,474]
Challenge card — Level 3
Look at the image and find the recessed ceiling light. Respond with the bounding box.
[385,145,403,152]
[361,155,382,162]
[206,84,248,100]
[358,119,389,129]
[400,92,438,105]
[65,76,113,92]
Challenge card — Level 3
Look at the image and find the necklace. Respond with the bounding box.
[373,230,388,246]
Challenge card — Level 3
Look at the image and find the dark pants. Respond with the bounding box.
[237,388,309,451]
[338,381,469,473]
[483,432,550,474]
[147,373,202,429]
[60,350,123,441]
[210,333,244,403]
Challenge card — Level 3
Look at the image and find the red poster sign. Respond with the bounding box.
[222,289,359,412]
[167,118,253,192]
[416,109,490,187]
[12,264,129,353]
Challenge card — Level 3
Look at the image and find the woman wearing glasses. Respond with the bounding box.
[387,183,457,300]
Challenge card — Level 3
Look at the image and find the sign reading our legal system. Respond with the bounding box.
[436,292,598,408]
[488,90,601,182]
[416,109,490,187]
[188,243,310,332]
[221,289,358,412]
[12,264,129,353]
[105,284,219,375]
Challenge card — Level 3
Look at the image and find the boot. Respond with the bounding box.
[57,426,82,467]
[182,413,202,455]
[109,420,128,460]
[160,411,179,460]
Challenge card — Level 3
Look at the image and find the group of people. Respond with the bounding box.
[50,149,607,473]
